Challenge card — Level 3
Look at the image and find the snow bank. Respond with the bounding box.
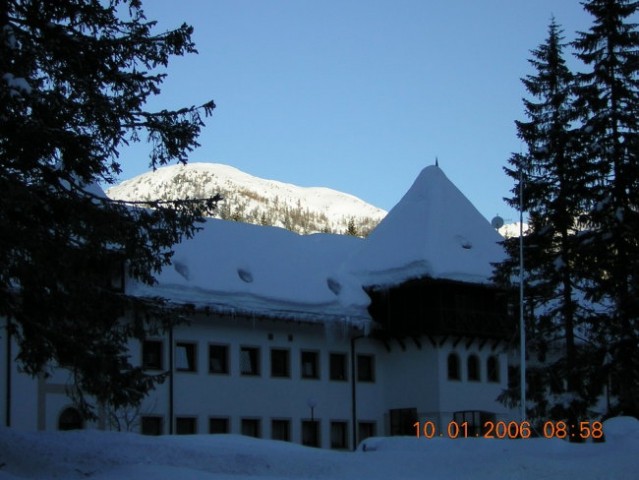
[1,425,638,480]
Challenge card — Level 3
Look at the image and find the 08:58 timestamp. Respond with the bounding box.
[414,420,604,439]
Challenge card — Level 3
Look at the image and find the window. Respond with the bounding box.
[241,418,261,438]
[107,258,125,292]
[453,411,495,437]
[176,342,197,372]
[270,349,290,378]
[176,417,197,434]
[142,340,163,370]
[301,420,320,447]
[447,353,460,380]
[357,354,375,382]
[467,354,480,381]
[330,353,348,381]
[209,344,229,374]
[209,417,229,434]
[271,419,291,441]
[141,416,163,436]
[358,421,376,443]
[301,351,319,379]
[240,346,260,376]
[487,356,500,383]
[330,421,348,449]
[58,407,83,431]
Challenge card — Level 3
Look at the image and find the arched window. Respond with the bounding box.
[467,354,480,381]
[447,353,460,380]
[487,355,500,383]
[58,407,84,431]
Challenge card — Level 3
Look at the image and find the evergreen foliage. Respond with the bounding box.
[572,0,639,418]
[496,0,639,423]
[495,19,598,427]
[0,0,217,417]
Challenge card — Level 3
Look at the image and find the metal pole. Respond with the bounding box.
[519,168,526,422]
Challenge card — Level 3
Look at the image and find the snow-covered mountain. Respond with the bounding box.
[106,163,387,236]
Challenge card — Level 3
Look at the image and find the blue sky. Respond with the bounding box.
[119,0,594,223]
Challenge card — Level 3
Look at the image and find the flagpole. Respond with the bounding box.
[519,167,526,422]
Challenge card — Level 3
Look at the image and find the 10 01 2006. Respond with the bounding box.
[414,420,535,439]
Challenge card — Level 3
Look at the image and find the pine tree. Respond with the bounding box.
[572,0,639,418]
[494,19,601,427]
[346,217,358,236]
[1,0,217,417]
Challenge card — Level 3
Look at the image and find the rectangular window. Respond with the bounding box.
[357,354,375,382]
[209,417,230,434]
[176,417,197,435]
[301,420,320,447]
[176,342,197,372]
[209,344,229,374]
[330,421,348,449]
[329,353,348,381]
[358,421,376,443]
[142,340,163,370]
[140,416,163,436]
[241,418,261,438]
[271,419,291,441]
[270,348,290,378]
[107,258,125,292]
[301,351,319,379]
[240,346,260,376]
[453,411,496,437]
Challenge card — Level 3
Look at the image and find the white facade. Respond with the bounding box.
[1,166,516,448]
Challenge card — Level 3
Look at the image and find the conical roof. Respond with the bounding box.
[345,165,505,287]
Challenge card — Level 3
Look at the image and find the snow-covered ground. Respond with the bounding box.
[1,417,637,479]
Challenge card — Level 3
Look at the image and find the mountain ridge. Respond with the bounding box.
[106,163,387,236]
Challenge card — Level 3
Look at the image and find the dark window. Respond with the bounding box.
[271,419,291,441]
[301,351,319,379]
[358,421,376,443]
[357,354,375,382]
[302,420,320,447]
[271,349,290,378]
[453,411,496,437]
[209,344,229,374]
[447,353,460,380]
[389,408,418,436]
[176,342,197,372]
[142,340,163,370]
[330,421,348,449]
[330,353,348,381]
[107,259,125,292]
[141,416,163,436]
[209,417,229,434]
[240,346,260,376]
[176,417,197,434]
[241,418,261,438]
[58,407,84,431]
[467,354,480,381]
[487,356,499,383]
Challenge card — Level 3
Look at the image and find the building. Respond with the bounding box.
[1,165,515,449]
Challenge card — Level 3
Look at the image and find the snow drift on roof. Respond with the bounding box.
[128,218,370,327]
[344,165,505,287]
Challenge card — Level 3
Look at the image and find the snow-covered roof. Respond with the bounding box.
[128,165,505,326]
[127,219,371,328]
[344,165,505,287]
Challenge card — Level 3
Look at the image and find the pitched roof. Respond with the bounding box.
[344,165,505,287]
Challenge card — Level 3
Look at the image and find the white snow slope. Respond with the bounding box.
[106,163,387,234]
[0,417,637,480]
